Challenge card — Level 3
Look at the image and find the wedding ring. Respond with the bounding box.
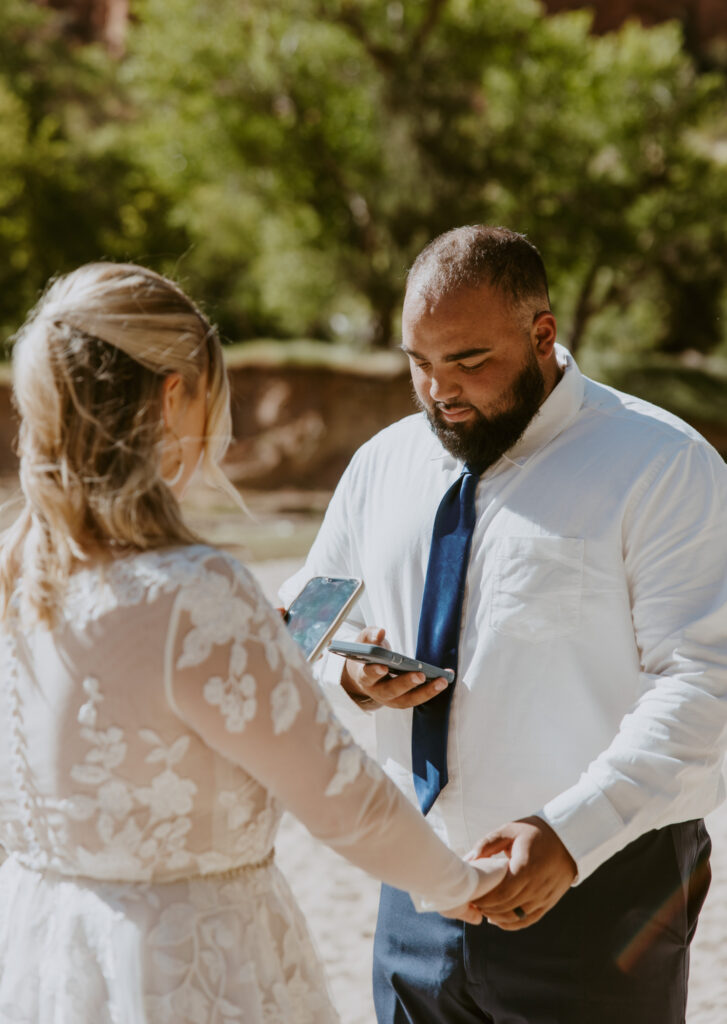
[513,906,526,920]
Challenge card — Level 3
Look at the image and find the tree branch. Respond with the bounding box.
[316,2,398,74]
[411,0,448,55]
[567,259,599,354]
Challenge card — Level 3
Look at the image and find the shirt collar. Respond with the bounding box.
[502,344,585,466]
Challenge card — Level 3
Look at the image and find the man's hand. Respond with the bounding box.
[341,627,451,709]
[467,816,576,930]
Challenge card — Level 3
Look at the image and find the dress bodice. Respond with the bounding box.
[0,547,285,881]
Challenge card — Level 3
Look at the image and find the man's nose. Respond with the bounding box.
[430,371,461,404]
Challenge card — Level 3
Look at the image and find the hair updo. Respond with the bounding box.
[0,262,237,626]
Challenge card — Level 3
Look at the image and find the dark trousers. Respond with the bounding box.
[373,820,711,1024]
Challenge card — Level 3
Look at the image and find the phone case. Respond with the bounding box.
[326,641,455,683]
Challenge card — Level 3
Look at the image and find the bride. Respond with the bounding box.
[0,263,503,1023]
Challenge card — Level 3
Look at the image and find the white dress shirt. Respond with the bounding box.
[281,347,727,881]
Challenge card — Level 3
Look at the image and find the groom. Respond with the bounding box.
[281,225,727,1022]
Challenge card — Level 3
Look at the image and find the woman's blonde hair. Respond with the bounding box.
[0,261,238,627]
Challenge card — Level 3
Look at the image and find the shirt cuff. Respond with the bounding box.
[344,690,378,711]
[411,861,481,914]
[538,774,626,883]
[316,647,378,713]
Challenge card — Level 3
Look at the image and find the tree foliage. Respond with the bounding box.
[1,0,726,357]
[0,0,184,341]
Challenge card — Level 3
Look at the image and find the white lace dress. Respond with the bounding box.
[0,546,481,1024]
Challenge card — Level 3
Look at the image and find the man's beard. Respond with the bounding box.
[415,350,546,472]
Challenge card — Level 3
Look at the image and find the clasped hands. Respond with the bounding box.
[445,816,577,929]
[342,629,577,929]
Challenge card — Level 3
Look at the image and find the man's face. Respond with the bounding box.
[402,282,549,470]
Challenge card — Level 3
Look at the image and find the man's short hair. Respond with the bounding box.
[407,225,550,308]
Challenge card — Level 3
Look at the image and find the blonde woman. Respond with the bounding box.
[0,264,503,1023]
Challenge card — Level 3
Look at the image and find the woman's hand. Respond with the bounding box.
[438,852,509,924]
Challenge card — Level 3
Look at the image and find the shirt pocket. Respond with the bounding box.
[489,537,584,642]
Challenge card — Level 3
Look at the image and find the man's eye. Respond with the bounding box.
[460,361,486,372]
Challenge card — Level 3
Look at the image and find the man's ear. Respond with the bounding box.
[161,373,184,431]
[532,311,557,358]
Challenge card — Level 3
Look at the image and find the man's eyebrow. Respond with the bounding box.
[400,345,491,363]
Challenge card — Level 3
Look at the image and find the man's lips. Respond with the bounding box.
[436,404,474,423]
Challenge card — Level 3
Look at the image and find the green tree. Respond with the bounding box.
[120,0,727,353]
[2,0,726,357]
[0,0,186,341]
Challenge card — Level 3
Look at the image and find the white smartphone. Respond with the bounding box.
[283,576,364,661]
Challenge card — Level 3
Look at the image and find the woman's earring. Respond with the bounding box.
[161,431,184,488]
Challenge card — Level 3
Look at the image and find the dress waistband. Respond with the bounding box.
[5,847,275,885]
[184,848,275,882]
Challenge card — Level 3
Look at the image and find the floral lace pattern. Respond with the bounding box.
[62,547,207,630]
[142,868,332,1024]
[0,855,333,1024]
[0,547,340,1022]
[66,681,199,880]
[174,557,308,739]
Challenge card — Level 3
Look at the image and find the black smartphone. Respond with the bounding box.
[283,576,363,661]
[326,641,455,684]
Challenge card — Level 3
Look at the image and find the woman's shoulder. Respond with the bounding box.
[160,544,258,593]
[64,544,260,627]
[146,542,244,573]
[121,544,259,599]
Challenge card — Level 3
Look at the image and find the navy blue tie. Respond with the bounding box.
[412,465,480,815]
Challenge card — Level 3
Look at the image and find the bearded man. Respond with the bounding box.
[281,225,727,1023]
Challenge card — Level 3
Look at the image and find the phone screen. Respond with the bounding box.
[284,576,362,660]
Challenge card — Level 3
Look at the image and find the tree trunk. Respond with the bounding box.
[369,296,400,349]
[34,0,128,55]
[567,261,600,355]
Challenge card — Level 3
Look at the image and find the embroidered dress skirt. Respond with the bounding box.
[0,855,338,1024]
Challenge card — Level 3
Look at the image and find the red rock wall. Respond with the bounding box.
[40,0,727,56]
[0,365,724,489]
[541,0,727,47]
[224,364,416,489]
[0,365,418,489]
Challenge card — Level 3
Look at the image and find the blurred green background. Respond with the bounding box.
[1,0,726,446]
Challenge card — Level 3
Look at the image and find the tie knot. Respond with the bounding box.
[464,462,483,479]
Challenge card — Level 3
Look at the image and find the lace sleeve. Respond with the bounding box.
[164,554,479,911]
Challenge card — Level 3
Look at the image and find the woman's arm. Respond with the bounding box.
[164,554,502,915]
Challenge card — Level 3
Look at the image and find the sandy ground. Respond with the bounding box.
[252,556,727,1024]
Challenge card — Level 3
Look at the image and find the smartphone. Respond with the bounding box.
[326,641,455,684]
[283,576,363,662]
